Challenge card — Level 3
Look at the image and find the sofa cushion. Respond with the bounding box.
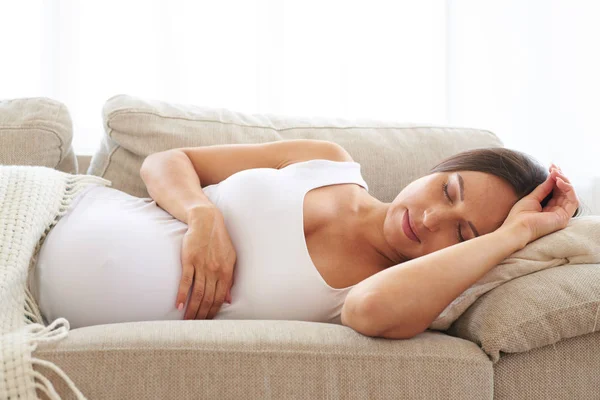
[89,94,503,199]
[34,320,493,400]
[0,97,78,173]
[447,258,600,363]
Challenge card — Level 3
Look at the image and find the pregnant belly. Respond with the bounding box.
[31,185,192,329]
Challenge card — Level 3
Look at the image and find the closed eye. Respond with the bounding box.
[442,182,452,203]
[442,182,465,242]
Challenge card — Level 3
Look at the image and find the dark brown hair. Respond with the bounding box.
[428,147,582,217]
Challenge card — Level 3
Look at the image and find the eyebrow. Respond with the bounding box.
[456,173,480,238]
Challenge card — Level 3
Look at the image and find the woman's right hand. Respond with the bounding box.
[500,164,580,248]
[176,205,237,320]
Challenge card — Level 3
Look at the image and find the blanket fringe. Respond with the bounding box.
[25,285,45,326]
[24,318,88,400]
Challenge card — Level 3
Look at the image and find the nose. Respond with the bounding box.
[422,206,460,232]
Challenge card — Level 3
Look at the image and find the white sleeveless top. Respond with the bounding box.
[31,159,369,329]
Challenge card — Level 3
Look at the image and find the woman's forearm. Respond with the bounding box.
[347,226,529,339]
[140,150,217,224]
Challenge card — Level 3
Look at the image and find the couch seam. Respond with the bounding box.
[98,126,121,179]
[106,109,499,138]
[36,350,490,365]
[52,102,65,166]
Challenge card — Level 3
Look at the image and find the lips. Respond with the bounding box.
[402,209,420,243]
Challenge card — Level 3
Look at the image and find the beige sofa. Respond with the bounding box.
[2,96,599,400]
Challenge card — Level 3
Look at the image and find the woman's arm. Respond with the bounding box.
[342,225,528,339]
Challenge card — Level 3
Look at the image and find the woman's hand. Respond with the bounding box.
[176,206,237,320]
[500,163,580,247]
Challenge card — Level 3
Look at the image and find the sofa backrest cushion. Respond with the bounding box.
[89,94,503,199]
[0,97,78,173]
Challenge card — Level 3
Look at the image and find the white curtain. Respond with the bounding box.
[447,0,600,214]
[1,0,598,212]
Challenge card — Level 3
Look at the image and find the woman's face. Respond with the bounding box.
[383,170,519,261]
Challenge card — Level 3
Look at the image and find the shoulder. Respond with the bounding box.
[320,141,355,162]
[324,141,354,162]
[280,141,355,169]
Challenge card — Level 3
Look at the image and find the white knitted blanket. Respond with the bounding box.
[0,165,112,400]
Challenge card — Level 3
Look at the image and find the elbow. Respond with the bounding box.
[342,293,394,338]
[343,293,428,340]
[140,153,157,178]
[376,322,427,340]
[140,150,181,177]
[341,293,379,337]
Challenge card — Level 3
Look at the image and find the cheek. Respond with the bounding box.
[423,235,456,256]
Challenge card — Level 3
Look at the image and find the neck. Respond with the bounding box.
[351,191,408,268]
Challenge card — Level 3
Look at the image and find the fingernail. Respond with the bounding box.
[177,303,183,311]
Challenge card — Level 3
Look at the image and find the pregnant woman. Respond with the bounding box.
[31,139,580,338]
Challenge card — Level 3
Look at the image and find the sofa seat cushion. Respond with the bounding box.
[34,320,493,400]
[0,97,78,173]
[90,94,503,200]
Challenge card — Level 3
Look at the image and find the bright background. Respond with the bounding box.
[1,0,598,212]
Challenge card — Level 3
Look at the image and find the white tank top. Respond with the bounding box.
[31,159,369,328]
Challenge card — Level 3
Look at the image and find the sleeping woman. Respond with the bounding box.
[31,139,580,338]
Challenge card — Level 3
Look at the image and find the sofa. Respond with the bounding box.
[1,96,599,400]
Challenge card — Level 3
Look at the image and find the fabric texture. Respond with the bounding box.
[449,262,600,364]
[0,97,79,174]
[33,320,494,400]
[0,165,111,399]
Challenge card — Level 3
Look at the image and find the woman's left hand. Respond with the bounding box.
[499,163,580,247]
[545,163,579,213]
